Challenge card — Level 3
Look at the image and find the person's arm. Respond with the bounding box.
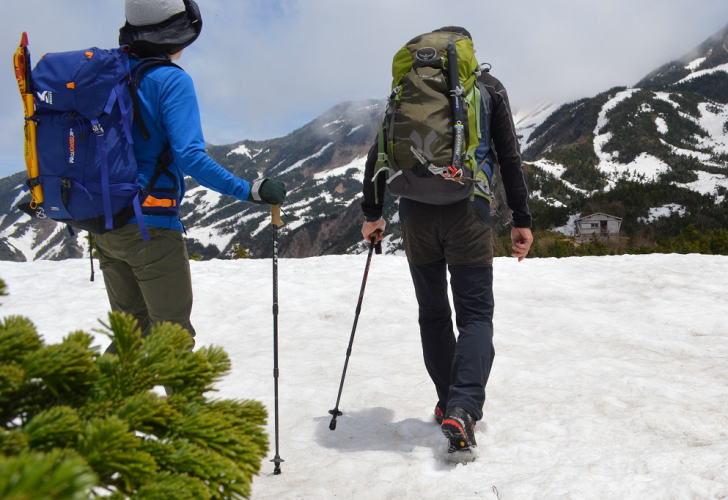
[361,143,386,221]
[159,70,251,202]
[360,142,386,241]
[481,74,533,260]
[481,74,532,229]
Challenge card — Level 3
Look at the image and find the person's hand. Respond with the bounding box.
[361,218,386,242]
[248,178,286,205]
[511,227,533,261]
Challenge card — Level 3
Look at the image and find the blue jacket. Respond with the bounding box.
[130,60,250,231]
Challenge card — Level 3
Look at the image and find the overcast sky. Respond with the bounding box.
[1,0,728,177]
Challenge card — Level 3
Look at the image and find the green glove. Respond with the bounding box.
[248,178,286,205]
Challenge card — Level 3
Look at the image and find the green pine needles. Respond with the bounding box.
[0,313,268,499]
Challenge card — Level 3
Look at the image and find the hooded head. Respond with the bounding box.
[433,26,473,41]
[119,0,202,57]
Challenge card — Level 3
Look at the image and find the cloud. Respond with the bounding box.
[1,0,728,177]
[0,1,123,176]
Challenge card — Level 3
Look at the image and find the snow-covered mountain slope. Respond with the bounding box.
[514,102,561,149]
[522,23,728,234]
[1,253,726,498]
[2,22,728,261]
[0,100,386,261]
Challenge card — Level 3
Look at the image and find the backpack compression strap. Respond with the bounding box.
[91,80,137,232]
[140,146,180,218]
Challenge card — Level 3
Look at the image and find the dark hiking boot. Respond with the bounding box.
[434,403,446,424]
[441,406,477,459]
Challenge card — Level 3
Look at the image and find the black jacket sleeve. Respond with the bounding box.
[479,73,532,228]
[361,142,385,221]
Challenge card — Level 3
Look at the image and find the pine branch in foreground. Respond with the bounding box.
[0,312,268,499]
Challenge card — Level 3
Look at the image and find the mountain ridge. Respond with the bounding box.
[1,22,728,261]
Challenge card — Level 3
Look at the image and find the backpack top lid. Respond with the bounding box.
[31,47,130,120]
[433,26,472,40]
[391,31,479,91]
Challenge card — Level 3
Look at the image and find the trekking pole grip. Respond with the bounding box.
[271,205,284,228]
[371,230,382,255]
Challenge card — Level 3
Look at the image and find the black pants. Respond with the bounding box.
[401,197,494,421]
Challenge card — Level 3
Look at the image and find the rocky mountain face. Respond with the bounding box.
[182,99,387,259]
[0,100,386,260]
[518,23,728,238]
[1,22,727,261]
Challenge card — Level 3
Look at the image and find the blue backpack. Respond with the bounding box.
[24,46,179,239]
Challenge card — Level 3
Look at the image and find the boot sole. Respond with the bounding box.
[441,418,477,454]
[444,446,478,463]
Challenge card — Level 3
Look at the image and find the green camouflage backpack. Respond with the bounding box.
[372,30,492,205]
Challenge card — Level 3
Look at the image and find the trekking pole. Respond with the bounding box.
[328,234,382,431]
[270,205,284,475]
[88,233,95,282]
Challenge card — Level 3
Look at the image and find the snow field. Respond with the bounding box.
[278,142,334,175]
[529,159,590,197]
[638,204,686,223]
[655,117,668,135]
[227,144,263,159]
[695,102,728,157]
[684,57,707,72]
[0,254,727,499]
[677,62,728,84]
[589,88,728,198]
[514,102,560,148]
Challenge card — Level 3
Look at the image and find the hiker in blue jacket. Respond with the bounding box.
[95,0,286,346]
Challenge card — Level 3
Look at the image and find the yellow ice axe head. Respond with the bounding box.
[13,31,43,207]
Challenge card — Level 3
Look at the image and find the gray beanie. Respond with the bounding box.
[125,0,186,27]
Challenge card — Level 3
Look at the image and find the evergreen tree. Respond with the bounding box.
[0,313,268,499]
[230,244,252,259]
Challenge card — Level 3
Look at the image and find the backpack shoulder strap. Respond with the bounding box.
[475,79,493,115]
[129,57,183,140]
[128,57,184,197]
[143,145,177,192]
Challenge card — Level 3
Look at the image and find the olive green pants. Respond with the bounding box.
[94,224,196,344]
